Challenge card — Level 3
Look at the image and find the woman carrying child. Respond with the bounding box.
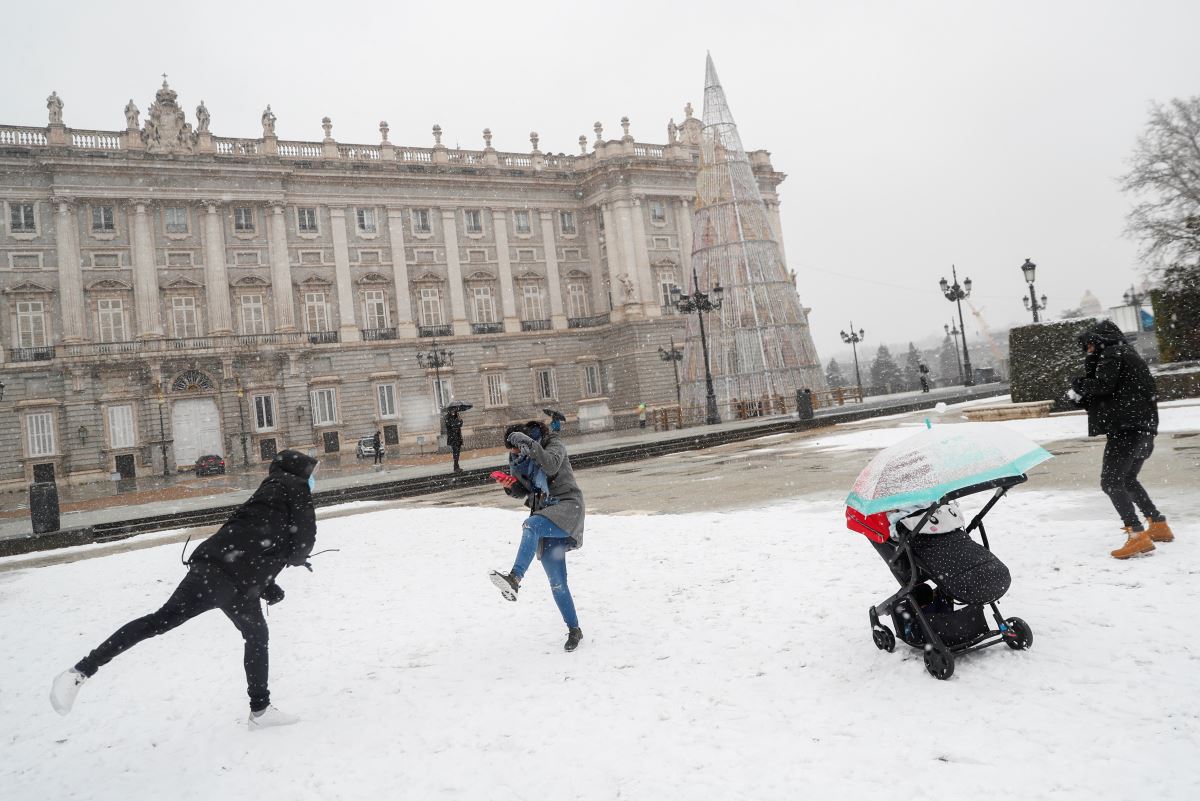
[489,419,585,652]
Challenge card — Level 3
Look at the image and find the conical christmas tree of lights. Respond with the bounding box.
[681,54,826,417]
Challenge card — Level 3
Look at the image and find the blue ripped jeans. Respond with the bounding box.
[511,515,579,629]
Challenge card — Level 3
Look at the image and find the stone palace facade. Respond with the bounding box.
[0,80,794,489]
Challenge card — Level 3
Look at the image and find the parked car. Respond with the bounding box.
[195,454,226,476]
[356,437,381,459]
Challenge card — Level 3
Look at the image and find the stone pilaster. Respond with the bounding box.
[629,197,660,318]
[329,207,360,342]
[676,196,695,282]
[612,199,644,318]
[600,203,628,320]
[540,211,568,329]
[267,203,296,331]
[583,208,610,321]
[440,208,469,336]
[53,198,87,343]
[490,209,520,332]
[131,201,163,338]
[385,207,417,338]
[202,202,233,333]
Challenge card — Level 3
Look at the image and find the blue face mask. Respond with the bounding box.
[307,475,316,492]
[550,420,562,432]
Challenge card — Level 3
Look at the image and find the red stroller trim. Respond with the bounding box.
[846,506,890,543]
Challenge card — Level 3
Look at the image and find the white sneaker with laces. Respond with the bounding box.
[247,705,300,730]
[50,668,87,715]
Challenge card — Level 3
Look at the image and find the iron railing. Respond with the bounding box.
[471,322,504,334]
[361,327,398,341]
[8,345,55,362]
[521,319,551,332]
[307,330,340,345]
[567,313,610,329]
[418,325,452,338]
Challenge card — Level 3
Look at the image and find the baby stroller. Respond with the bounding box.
[844,421,1051,680]
[847,478,1032,680]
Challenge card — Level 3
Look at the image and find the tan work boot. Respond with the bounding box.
[1145,518,1174,543]
[1111,527,1155,560]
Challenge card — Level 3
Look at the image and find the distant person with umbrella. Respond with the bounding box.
[372,430,383,465]
[444,401,471,473]
[544,407,567,434]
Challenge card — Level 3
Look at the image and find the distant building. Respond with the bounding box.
[0,79,797,489]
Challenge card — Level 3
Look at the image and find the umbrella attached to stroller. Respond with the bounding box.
[845,421,1052,679]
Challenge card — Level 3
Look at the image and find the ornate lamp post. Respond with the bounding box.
[670,266,724,425]
[235,379,250,467]
[658,336,684,408]
[417,338,454,435]
[1123,285,1148,307]
[1020,258,1048,322]
[839,323,866,399]
[155,383,169,478]
[945,321,965,385]
[939,265,975,386]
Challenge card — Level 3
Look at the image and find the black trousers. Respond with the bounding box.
[1100,430,1161,529]
[373,450,383,464]
[451,445,462,469]
[75,563,271,711]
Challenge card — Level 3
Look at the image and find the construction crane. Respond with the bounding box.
[965,300,1007,368]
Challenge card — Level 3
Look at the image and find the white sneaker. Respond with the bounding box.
[247,705,300,730]
[50,668,87,716]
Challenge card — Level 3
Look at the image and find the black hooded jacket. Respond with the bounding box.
[189,449,318,597]
[445,413,464,447]
[1074,319,1158,437]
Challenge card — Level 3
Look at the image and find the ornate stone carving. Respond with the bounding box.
[621,116,632,141]
[47,91,64,125]
[684,102,694,119]
[618,273,636,302]
[379,120,389,142]
[196,101,210,132]
[432,124,443,146]
[124,99,140,130]
[667,118,678,144]
[321,116,333,140]
[262,105,276,137]
[482,128,492,149]
[530,131,539,152]
[593,121,603,143]
[142,79,197,154]
[578,135,587,154]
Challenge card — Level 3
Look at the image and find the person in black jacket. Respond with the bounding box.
[372,429,383,465]
[446,409,464,473]
[1068,320,1174,559]
[50,449,320,729]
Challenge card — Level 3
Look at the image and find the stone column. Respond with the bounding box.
[600,203,627,319]
[628,197,660,317]
[131,201,163,338]
[765,199,788,268]
[490,209,519,332]
[385,207,417,338]
[53,198,87,342]
[329,207,360,342]
[439,209,469,336]
[267,203,296,331]
[202,202,233,334]
[612,199,644,317]
[583,208,609,321]
[539,211,568,329]
[676,196,695,282]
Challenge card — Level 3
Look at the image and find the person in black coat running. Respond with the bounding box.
[1068,320,1174,559]
[50,449,320,729]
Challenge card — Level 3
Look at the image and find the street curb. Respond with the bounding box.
[0,387,1008,558]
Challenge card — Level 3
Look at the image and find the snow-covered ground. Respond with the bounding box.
[3,485,1199,800]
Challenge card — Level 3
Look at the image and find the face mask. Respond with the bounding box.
[307,475,316,492]
[550,420,562,432]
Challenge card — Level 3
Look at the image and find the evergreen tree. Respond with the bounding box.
[902,342,923,391]
[825,357,847,388]
[939,335,961,384]
[869,344,904,394]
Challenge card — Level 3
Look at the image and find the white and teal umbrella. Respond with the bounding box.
[845,422,1053,515]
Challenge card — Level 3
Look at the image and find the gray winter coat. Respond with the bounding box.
[509,431,585,548]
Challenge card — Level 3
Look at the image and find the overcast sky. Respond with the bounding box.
[4,0,1197,364]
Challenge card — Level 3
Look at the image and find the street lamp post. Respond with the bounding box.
[839,323,866,399]
[156,385,169,478]
[670,266,724,425]
[1123,285,1148,307]
[658,336,684,408]
[1020,258,1048,323]
[235,380,250,468]
[939,265,975,386]
[945,321,965,385]
[417,338,454,438]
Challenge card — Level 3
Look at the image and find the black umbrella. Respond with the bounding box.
[542,408,567,422]
[445,400,473,413]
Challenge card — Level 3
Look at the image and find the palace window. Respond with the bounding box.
[567,283,589,319]
[472,286,496,323]
[297,207,318,233]
[356,208,377,234]
[463,209,483,234]
[364,289,389,329]
[107,405,135,449]
[304,292,330,331]
[10,203,36,233]
[432,378,453,412]
[377,384,397,418]
[26,411,55,457]
[233,207,255,232]
[419,287,444,327]
[513,210,531,235]
[559,211,576,235]
[485,373,507,407]
[164,206,189,234]
[254,394,276,431]
[521,285,544,321]
[650,200,666,224]
[92,205,115,232]
[412,208,432,234]
[97,298,126,342]
[310,388,338,426]
[16,301,47,348]
[583,363,602,397]
[170,296,199,338]
[535,368,557,401]
[240,294,266,334]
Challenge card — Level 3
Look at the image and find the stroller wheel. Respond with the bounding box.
[1003,617,1033,650]
[924,647,955,680]
[872,625,896,653]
